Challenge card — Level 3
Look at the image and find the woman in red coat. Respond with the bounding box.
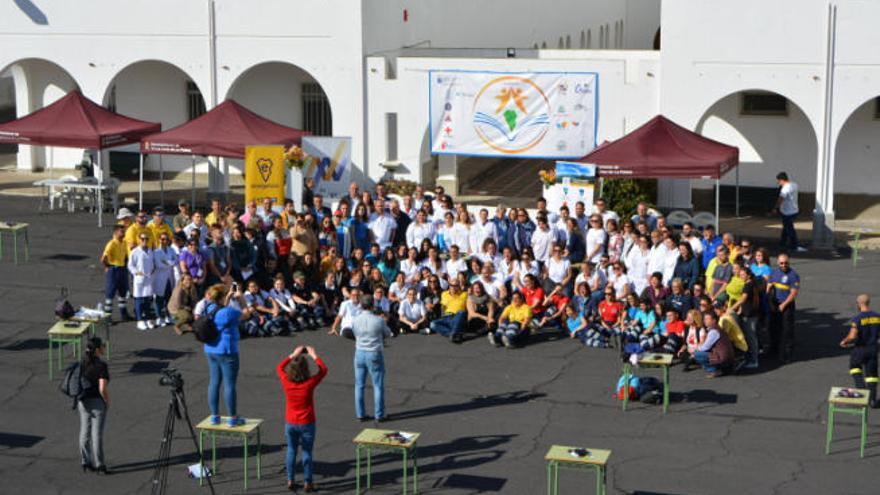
[277,346,328,492]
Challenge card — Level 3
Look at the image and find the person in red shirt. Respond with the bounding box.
[537,284,570,329]
[661,308,687,354]
[521,274,546,324]
[277,345,328,493]
[598,288,626,339]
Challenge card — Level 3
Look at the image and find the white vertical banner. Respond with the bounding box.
[430,70,598,158]
[287,136,352,204]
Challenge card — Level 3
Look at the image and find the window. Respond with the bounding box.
[385,113,398,161]
[106,85,117,113]
[302,82,332,136]
[874,97,880,119]
[186,81,206,121]
[741,92,788,116]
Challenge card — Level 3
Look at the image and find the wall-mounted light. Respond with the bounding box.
[88,62,96,67]
[507,47,516,58]
[221,65,230,71]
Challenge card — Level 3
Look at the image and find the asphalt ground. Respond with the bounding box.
[1,195,879,495]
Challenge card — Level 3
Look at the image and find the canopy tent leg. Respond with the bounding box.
[735,165,740,218]
[598,177,604,198]
[138,153,144,210]
[715,178,720,232]
[97,151,104,228]
[191,154,196,210]
[159,155,164,207]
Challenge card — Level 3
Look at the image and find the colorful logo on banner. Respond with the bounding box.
[287,137,352,202]
[245,145,285,205]
[472,76,551,154]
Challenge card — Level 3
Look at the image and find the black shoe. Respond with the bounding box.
[82,464,94,473]
[375,415,388,423]
[451,333,463,344]
[95,466,109,475]
[357,416,372,423]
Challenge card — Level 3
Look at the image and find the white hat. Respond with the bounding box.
[116,207,134,220]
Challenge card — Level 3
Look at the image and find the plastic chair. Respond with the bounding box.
[666,210,692,228]
[692,212,717,230]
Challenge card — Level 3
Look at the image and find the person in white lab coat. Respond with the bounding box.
[128,234,156,330]
[151,233,178,328]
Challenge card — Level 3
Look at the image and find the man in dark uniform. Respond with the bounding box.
[840,294,880,408]
[767,253,799,363]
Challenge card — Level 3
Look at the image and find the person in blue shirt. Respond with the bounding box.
[701,225,723,271]
[839,294,880,408]
[767,254,800,363]
[630,202,658,232]
[507,209,536,258]
[492,205,512,253]
[203,283,249,427]
[634,298,659,350]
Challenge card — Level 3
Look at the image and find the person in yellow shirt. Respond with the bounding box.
[124,209,157,252]
[101,225,132,321]
[205,198,223,227]
[427,280,468,343]
[148,207,174,244]
[280,198,297,230]
[492,291,534,348]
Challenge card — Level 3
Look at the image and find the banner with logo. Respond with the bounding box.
[429,70,598,158]
[286,136,352,207]
[544,161,597,213]
[245,145,286,205]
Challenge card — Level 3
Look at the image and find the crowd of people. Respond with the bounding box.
[100,180,805,377]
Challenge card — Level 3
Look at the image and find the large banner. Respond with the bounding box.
[544,161,597,213]
[430,70,598,158]
[286,136,352,207]
[245,145,286,205]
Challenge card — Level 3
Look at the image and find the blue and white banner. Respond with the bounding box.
[430,70,598,158]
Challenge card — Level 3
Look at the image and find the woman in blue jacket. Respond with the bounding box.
[672,242,701,290]
[203,284,250,427]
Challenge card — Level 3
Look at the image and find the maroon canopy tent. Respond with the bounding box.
[139,99,309,207]
[578,115,740,228]
[0,90,161,227]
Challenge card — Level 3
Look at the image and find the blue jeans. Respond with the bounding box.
[134,297,152,321]
[153,295,167,319]
[694,351,716,373]
[780,213,799,249]
[206,353,239,417]
[430,311,466,339]
[285,423,316,484]
[354,350,385,419]
[103,266,129,317]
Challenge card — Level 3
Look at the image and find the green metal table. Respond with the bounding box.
[196,416,263,490]
[0,222,29,264]
[47,320,90,379]
[72,314,112,360]
[354,428,420,494]
[622,352,672,413]
[826,386,869,458]
[545,445,610,495]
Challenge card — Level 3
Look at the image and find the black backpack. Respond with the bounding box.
[54,287,75,320]
[59,361,93,409]
[193,304,221,344]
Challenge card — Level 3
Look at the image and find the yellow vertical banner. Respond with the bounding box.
[245,145,286,205]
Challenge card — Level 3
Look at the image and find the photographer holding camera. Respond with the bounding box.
[203,283,249,427]
[277,345,327,492]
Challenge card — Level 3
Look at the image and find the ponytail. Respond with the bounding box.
[84,337,103,364]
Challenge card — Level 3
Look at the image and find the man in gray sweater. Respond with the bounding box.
[351,295,393,421]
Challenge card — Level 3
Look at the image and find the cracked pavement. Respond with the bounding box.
[0,196,879,494]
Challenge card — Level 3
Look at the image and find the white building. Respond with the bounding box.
[1,0,878,247]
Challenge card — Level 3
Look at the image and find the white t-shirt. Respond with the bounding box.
[406,221,435,249]
[477,276,504,300]
[779,182,799,216]
[585,228,608,263]
[447,223,472,253]
[546,257,571,284]
[398,299,426,322]
[388,281,410,301]
[531,227,556,262]
[268,288,294,312]
[400,259,421,282]
[338,299,363,329]
[514,260,540,286]
[470,220,497,253]
[421,259,447,275]
[446,257,468,276]
[368,212,396,249]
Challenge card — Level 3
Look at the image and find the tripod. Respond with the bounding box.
[151,384,216,495]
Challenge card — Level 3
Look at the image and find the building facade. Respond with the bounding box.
[1,0,879,246]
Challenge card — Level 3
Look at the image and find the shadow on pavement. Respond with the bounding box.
[390,391,546,421]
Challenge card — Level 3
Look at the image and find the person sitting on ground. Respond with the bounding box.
[428,279,468,343]
[167,273,198,335]
[635,298,661,350]
[277,345,327,493]
[621,293,644,343]
[693,311,735,378]
[321,272,341,319]
[291,272,325,329]
[466,281,497,335]
[521,274,546,327]
[597,288,627,343]
[243,278,283,337]
[490,291,534,348]
[667,278,694,319]
[714,300,750,363]
[330,288,362,337]
[563,303,590,345]
[679,309,706,369]
[269,275,300,333]
[641,272,669,311]
[537,284,570,329]
[371,286,395,329]
[660,308,686,354]
[572,281,598,325]
[397,287,428,335]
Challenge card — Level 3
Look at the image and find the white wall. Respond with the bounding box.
[835,98,880,195]
[227,63,314,130]
[366,49,660,185]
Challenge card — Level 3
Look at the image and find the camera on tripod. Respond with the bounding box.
[158,368,184,390]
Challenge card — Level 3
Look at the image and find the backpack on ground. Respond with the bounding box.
[638,376,664,404]
[54,287,75,320]
[615,374,641,401]
[59,361,92,409]
[193,304,221,344]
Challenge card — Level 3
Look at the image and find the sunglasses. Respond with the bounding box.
[778,261,789,266]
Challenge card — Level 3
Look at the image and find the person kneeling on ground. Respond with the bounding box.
[490,291,534,349]
[693,311,735,378]
[466,282,497,335]
[291,272,326,329]
[168,274,198,335]
[243,279,284,337]
[398,287,428,334]
[277,345,327,493]
[428,279,468,343]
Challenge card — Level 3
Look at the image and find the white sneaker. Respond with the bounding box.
[795,246,808,253]
[155,318,165,328]
[146,320,156,329]
[164,316,174,326]
[136,320,148,331]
